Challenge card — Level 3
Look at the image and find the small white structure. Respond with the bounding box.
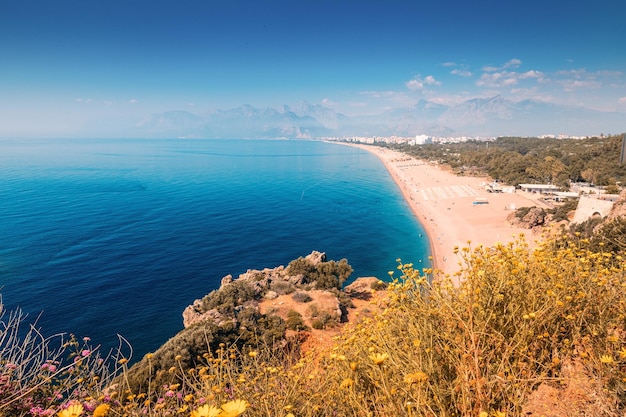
[553,191,579,201]
[572,195,615,223]
[519,184,559,194]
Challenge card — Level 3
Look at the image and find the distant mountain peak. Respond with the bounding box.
[132,98,625,139]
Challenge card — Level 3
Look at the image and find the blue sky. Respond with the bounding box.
[2,0,625,137]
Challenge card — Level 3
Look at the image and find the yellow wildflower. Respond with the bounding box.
[600,355,614,364]
[403,372,428,385]
[57,402,84,417]
[340,377,354,389]
[93,404,110,417]
[220,399,248,417]
[190,404,221,417]
[369,352,388,366]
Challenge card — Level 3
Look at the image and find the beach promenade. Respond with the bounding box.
[355,144,545,279]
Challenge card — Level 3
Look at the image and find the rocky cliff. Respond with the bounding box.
[119,252,386,392]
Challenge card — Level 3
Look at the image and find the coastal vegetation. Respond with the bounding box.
[386,134,626,189]
[3,221,626,416]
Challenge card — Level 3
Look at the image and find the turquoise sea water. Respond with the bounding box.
[0,138,429,358]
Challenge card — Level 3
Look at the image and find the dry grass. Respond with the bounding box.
[2,234,626,416]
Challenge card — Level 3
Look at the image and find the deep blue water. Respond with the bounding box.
[0,138,429,359]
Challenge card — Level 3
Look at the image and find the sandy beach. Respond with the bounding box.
[353,144,546,278]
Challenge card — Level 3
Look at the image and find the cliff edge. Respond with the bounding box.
[120,252,387,391]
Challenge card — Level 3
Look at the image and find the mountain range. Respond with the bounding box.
[132,96,625,139]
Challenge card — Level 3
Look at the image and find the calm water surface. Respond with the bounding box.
[0,138,429,358]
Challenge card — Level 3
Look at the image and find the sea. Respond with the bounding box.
[0,138,429,359]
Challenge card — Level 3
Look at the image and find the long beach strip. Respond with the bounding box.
[354,144,544,280]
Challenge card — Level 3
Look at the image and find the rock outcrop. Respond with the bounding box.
[120,251,385,393]
[507,206,547,229]
[182,251,330,328]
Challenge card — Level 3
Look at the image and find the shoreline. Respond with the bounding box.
[350,144,544,279]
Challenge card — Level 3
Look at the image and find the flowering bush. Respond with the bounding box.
[329,236,626,416]
[3,234,626,416]
[0,303,116,416]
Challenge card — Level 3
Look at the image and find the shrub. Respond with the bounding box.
[0,303,116,417]
[332,237,626,416]
[309,311,338,330]
[370,280,389,291]
[311,319,324,330]
[7,239,626,417]
[548,198,578,222]
[200,280,257,315]
[285,257,318,283]
[291,291,312,303]
[286,257,353,289]
[269,280,295,295]
[514,205,534,219]
[285,310,309,331]
[121,307,286,393]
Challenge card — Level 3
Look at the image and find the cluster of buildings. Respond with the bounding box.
[328,135,495,145]
[327,133,600,145]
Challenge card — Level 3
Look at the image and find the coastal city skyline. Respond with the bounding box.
[2,0,625,138]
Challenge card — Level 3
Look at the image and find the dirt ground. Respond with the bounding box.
[257,278,388,353]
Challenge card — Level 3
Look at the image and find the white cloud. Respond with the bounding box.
[476,71,516,87]
[552,69,608,91]
[405,75,441,91]
[555,69,587,77]
[406,79,424,90]
[560,79,601,91]
[476,68,543,88]
[503,58,522,69]
[597,70,623,77]
[451,68,472,77]
[424,94,471,106]
[519,70,543,79]
[321,98,336,107]
[483,59,522,72]
[424,75,441,85]
[619,97,626,103]
[502,77,518,86]
[446,61,472,77]
[129,98,138,104]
